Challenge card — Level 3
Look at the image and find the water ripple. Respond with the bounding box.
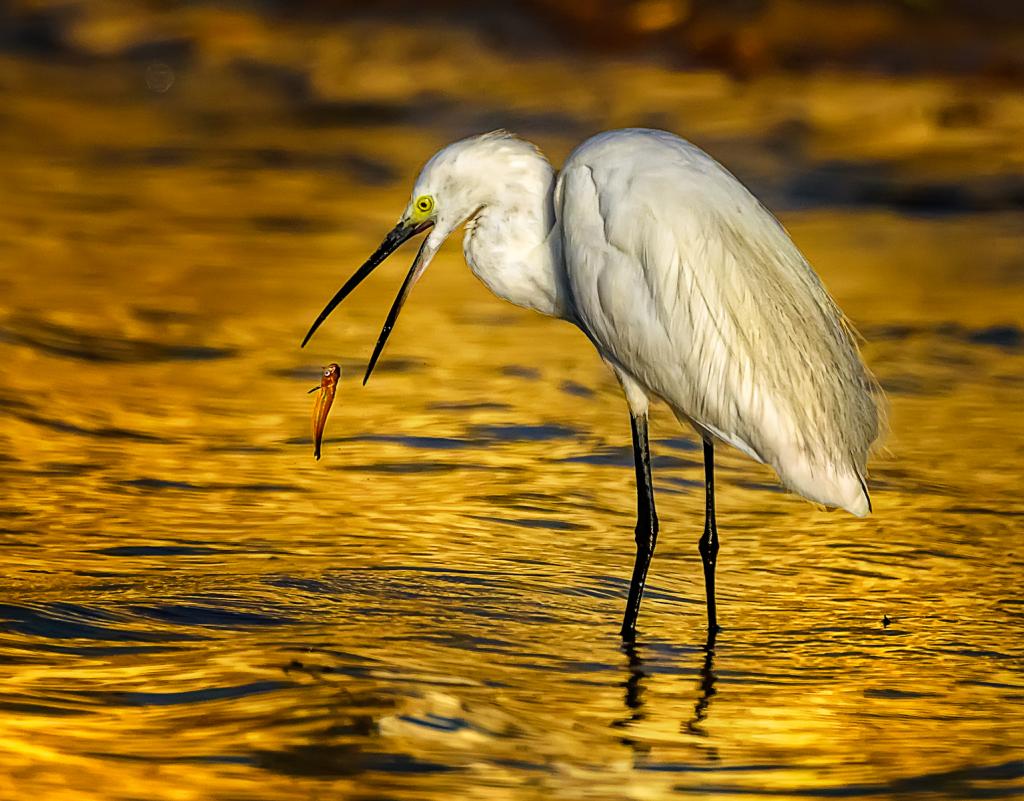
[0,315,235,363]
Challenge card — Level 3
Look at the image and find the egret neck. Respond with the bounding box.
[460,151,568,320]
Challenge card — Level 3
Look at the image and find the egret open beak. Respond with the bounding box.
[361,235,438,385]
[300,218,435,381]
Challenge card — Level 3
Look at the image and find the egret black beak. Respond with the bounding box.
[300,218,433,349]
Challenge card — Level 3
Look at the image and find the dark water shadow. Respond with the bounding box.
[500,364,541,379]
[469,423,579,442]
[292,93,455,130]
[16,414,168,443]
[340,461,498,474]
[428,401,510,411]
[864,322,1024,351]
[253,741,456,779]
[785,160,1024,215]
[92,144,399,187]
[0,315,235,363]
[0,388,172,443]
[249,214,335,234]
[0,602,201,644]
[116,477,304,493]
[285,433,483,450]
[467,514,586,532]
[672,758,1024,797]
[90,680,292,708]
[561,447,698,470]
[92,543,243,557]
[560,380,595,398]
[128,601,296,629]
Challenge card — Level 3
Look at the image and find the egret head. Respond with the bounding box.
[301,131,546,381]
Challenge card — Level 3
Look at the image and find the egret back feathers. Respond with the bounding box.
[556,130,883,515]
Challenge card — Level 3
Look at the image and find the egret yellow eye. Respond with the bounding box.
[414,195,434,216]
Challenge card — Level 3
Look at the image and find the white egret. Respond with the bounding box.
[302,129,883,640]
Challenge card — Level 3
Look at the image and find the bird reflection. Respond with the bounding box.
[684,630,718,739]
[613,631,720,759]
[622,641,647,717]
[612,640,651,755]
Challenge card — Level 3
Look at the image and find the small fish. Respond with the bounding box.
[309,363,341,460]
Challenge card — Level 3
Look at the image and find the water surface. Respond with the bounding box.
[1,36,1023,801]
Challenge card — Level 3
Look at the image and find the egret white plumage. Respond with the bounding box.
[302,129,883,640]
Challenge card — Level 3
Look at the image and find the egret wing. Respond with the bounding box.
[557,130,881,514]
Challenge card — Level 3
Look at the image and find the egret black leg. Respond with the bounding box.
[698,439,721,633]
[621,412,659,641]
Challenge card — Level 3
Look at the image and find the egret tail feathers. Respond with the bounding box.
[777,454,872,517]
[688,416,872,517]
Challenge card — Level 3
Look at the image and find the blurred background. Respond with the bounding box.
[1,2,1022,800]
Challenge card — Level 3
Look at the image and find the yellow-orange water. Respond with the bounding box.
[1,44,1023,801]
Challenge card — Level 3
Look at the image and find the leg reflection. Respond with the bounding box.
[622,641,646,716]
[612,641,651,755]
[612,634,721,760]
[684,629,718,738]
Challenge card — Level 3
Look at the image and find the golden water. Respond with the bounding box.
[0,50,1022,800]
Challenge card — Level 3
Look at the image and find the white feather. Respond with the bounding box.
[557,130,881,515]
[404,128,883,515]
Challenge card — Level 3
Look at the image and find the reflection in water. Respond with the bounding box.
[616,633,721,764]
[684,632,718,741]
[1,16,1024,801]
[621,642,646,720]
[613,641,650,755]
